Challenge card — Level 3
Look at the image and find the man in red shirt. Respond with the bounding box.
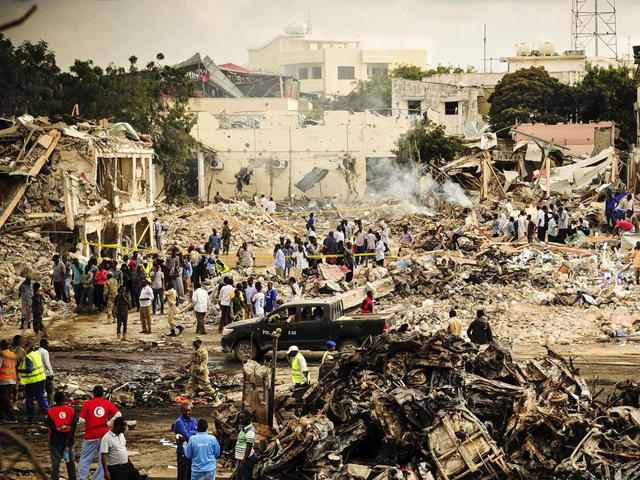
[612,220,635,236]
[78,385,121,480]
[46,391,78,480]
[360,291,374,314]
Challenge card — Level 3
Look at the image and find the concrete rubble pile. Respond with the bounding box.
[252,330,640,480]
[158,200,301,251]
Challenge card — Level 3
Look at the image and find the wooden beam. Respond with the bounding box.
[0,131,61,230]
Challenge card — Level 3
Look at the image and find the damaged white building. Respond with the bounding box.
[0,117,156,258]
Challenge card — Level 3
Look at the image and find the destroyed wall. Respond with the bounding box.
[188,97,301,116]
[391,78,482,135]
[0,117,155,258]
[191,109,414,202]
[515,122,615,157]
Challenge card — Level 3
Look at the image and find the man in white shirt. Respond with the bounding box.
[537,206,547,242]
[259,194,268,211]
[286,278,300,303]
[274,246,285,278]
[252,283,265,317]
[557,206,569,244]
[100,417,141,480]
[266,198,276,213]
[139,280,154,334]
[218,277,234,333]
[154,219,163,252]
[192,286,210,335]
[375,233,386,267]
[334,227,345,244]
[38,338,54,404]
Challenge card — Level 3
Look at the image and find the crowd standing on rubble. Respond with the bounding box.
[4,186,640,479]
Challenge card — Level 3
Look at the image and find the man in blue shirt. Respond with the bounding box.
[185,419,220,480]
[208,229,221,256]
[265,283,277,313]
[174,403,198,480]
[605,192,628,232]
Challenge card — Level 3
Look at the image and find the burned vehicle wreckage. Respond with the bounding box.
[238,330,640,480]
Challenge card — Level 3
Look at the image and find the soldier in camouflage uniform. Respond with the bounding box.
[103,271,119,323]
[184,339,216,398]
[31,283,46,336]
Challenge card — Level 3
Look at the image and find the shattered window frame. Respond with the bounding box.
[407,100,422,115]
[445,101,459,115]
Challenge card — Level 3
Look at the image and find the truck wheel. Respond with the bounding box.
[234,340,257,362]
[338,338,361,353]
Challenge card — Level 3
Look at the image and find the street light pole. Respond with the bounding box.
[267,328,282,428]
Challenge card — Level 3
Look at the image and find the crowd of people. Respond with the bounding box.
[491,202,591,244]
[490,193,638,245]
[0,332,256,480]
[11,210,415,341]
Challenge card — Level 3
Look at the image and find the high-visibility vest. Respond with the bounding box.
[321,351,334,365]
[0,350,18,385]
[215,259,229,275]
[143,264,152,282]
[20,351,46,385]
[291,353,310,384]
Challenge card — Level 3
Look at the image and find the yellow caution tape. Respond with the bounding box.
[411,213,432,222]
[269,205,397,216]
[81,241,402,260]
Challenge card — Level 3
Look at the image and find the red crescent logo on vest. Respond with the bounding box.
[94,406,105,418]
[59,411,67,420]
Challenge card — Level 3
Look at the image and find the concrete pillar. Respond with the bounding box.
[197,151,205,202]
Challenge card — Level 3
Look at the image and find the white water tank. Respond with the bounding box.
[284,23,307,35]
[540,42,555,56]
[516,43,532,56]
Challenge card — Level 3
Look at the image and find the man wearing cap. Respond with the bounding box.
[287,346,309,387]
[184,339,216,398]
[103,272,119,324]
[322,341,336,365]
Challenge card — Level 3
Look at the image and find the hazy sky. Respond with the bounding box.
[2,0,640,72]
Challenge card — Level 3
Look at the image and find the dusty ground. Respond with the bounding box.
[1,267,639,479]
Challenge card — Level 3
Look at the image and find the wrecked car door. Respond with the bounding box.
[260,306,296,351]
[291,304,331,350]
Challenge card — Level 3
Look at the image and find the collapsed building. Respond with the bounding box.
[0,115,156,258]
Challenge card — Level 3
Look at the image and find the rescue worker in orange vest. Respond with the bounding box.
[0,339,18,424]
[360,291,374,314]
[46,391,78,480]
[17,343,49,422]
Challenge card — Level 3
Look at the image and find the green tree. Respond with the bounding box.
[0,35,197,203]
[0,35,63,116]
[574,65,638,143]
[324,74,392,113]
[390,64,428,81]
[393,124,464,168]
[487,67,574,136]
[317,63,437,113]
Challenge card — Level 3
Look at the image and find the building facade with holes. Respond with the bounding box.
[52,139,155,258]
[187,98,415,202]
[391,79,483,136]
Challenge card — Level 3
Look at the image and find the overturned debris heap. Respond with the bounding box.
[256,331,640,479]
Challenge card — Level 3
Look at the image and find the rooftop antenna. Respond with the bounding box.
[571,0,618,58]
[482,24,499,73]
[483,24,487,73]
[307,10,312,35]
